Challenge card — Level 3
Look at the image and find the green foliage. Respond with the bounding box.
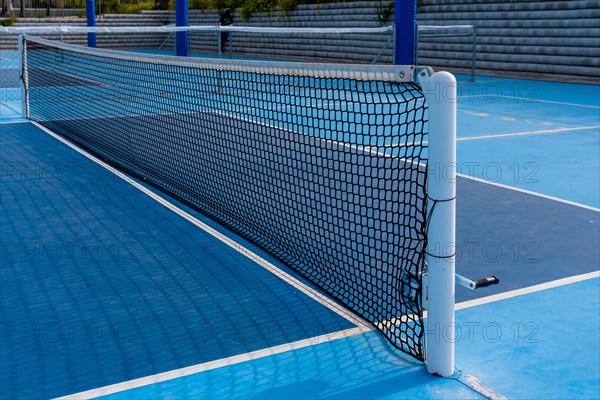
[189,0,243,11]
[117,0,372,17]
[59,0,85,9]
[119,0,155,14]
[236,0,359,20]
[94,0,156,14]
[189,0,311,20]
[375,0,392,26]
[0,17,16,27]
[97,0,117,13]
[238,0,274,20]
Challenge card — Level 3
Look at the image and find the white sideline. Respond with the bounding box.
[27,121,598,399]
[457,94,600,110]
[457,125,600,141]
[53,267,599,399]
[52,326,368,400]
[31,121,370,332]
[458,174,600,212]
[456,270,600,311]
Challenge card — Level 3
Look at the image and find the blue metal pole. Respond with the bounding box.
[175,0,189,57]
[86,0,96,48]
[394,0,416,65]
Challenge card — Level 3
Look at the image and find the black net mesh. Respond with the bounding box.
[23,36,428,360]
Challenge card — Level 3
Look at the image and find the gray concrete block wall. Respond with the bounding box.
[154,0,600,82]
[0,13,169,50]
[146,3,395,64]
[2,0,598,82]
[417,0,600,82]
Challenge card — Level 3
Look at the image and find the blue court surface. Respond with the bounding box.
[1,59,599,400]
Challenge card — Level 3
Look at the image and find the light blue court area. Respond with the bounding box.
[455,76,600,137]
[1,71,599,399]
[456,74,600,107]
[456,277,600,400]
[0,102,26,123]
[94,275,600,400]
[0,122,355,399]
[96,330,484,400]
[457,128,600,208]
[1,49,26,123]
[453,76,600,208]
[457,101,599,138]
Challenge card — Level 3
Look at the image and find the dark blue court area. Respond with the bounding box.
[1,70,599,398]
[0,122,356,399]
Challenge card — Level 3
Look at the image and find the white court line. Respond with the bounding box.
[53,270,600,399]
[0,120,28,124]
[380,272,600,350]
[30,108,598,393]
[458,174,600,212]
[457,94,600,110]
[361,135,599,212]
[461,374,508,400]
[31,119,599,398]
[455,270,600,311]
[31,121,371,332]
[222,110,599,212]
[216,110,426,156]
[457,125,600,141]
[53,326,369,400]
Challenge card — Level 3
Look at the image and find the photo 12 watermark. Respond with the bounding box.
[1,240,141,265]
[426,321,540,345]
[1,321,140,344]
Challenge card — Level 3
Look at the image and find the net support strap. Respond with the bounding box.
[419,69,457,377]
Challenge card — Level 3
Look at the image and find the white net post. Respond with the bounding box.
[420,69,457,377]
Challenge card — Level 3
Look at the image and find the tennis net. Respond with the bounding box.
[22,34,429,360]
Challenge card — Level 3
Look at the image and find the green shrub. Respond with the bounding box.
[375,0,392,26]
[189,0,243,11]
[0,17,17,26]
[0,17,16,27]
[119,0,155,14]
[189,0,366,20]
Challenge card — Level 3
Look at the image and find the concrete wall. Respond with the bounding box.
[151,0,600,82]
[417,0,600,82]
[0,13,169,50]
[157,2,396,65]
[1,0,599,82]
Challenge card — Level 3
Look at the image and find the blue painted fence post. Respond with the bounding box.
[176,0,189,57]
[394,0,417,65]
[86,0,96,48]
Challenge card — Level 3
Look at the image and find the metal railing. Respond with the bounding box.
[1,0,166,18]
[417,25,477,82]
